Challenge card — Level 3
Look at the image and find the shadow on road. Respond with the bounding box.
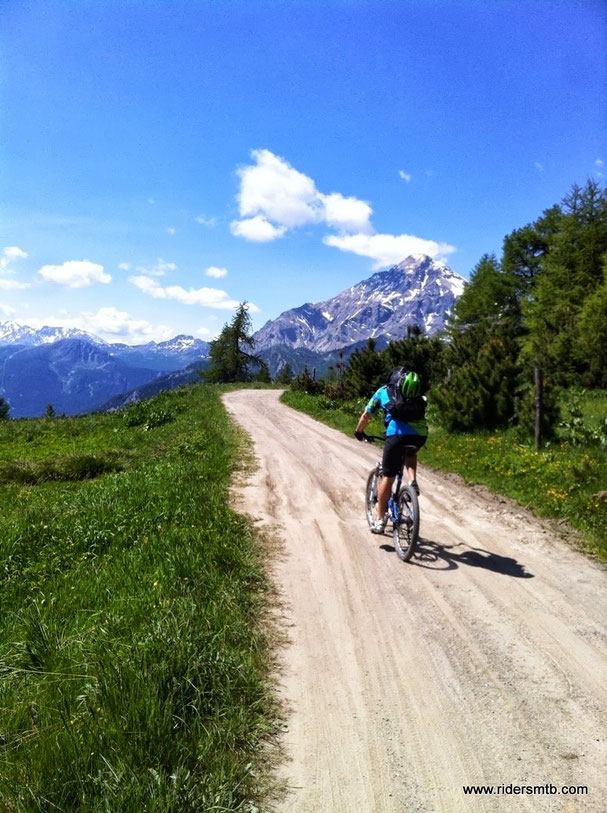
[379,537,534,578]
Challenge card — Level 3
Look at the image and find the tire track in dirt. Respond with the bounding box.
[223,390,607,813]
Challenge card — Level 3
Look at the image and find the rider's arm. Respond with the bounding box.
[355,410,372,435]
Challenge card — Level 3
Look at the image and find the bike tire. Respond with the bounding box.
[365,466,380,529]
[393,485,420,562]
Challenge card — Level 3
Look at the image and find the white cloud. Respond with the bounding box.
[323,232,456,269]
[320,192,373,233]
[231,149,372,241]
[595,159,604,168]
[129,275,260,312]
[135,258,176,277]
[534,162,544,173]
[148,197,155,205]
[27,307,174,344]
[0,303,16,316]
[196,327,212,337]
[118,262,132,271]
[230,216,287,242]
[205,266,228,279]
[39,260,111,288]
[1,246,28,271]
[0,278,31,290]
[232,149,455,266]
[167,227,176,236]
[196,215,216,227]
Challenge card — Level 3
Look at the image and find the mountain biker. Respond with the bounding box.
[354,368,428,534]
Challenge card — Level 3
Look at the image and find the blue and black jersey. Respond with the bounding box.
[365,385,429,438]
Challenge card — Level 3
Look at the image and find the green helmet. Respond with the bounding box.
[399,371,421,397]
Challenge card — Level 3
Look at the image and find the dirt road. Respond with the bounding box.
[223,390,607,813]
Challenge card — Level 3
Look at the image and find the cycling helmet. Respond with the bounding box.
[399,371,421,397]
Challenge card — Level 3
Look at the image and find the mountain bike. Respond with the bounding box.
[362,434,420,562]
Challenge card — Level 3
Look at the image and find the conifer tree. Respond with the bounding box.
[0,397,9,420]
[275,362,294,385]
[204,303,266,383]
[342,338,387,397]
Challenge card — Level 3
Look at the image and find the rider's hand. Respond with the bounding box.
[354,431,365,441]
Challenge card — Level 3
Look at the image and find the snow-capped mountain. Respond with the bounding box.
[0,323,211,417]
[0,321,105,347]
[253,255,466,353]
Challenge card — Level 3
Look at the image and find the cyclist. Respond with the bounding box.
[354,368,428,534]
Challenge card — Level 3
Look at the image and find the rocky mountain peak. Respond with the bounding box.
[253,254,466,353]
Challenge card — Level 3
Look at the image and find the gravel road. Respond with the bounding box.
[223,390,607,813]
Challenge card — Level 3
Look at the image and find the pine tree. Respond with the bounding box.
[204,303,266,383]
[275,362,294,385]
[44,403,56,419]
[433,255,520,431]
[0,397,9,420]
[342,338,387,397]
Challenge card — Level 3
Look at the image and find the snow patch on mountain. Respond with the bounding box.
[253,254,466,353]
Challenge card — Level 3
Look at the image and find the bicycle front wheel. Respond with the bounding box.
[393,485,420,562]
[365,466,380,528]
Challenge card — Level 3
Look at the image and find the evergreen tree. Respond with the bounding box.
[433,255,520,431]
[275,362,294,385]
[0,397,9,420]
[577,261,607,387]
[204,303,266,383]
[342,338,387,397]
[522,180,607,384]
[44,403,56,419]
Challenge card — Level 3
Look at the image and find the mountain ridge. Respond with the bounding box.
[253,254,465,353]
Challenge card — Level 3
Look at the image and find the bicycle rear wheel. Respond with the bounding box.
[365,466,380,528]
[393,485,419,562]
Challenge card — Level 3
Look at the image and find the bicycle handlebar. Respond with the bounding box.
[356,432,386,443]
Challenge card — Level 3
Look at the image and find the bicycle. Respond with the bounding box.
[362,434,420,562]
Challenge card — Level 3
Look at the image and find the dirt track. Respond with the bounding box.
[223,390,607,813]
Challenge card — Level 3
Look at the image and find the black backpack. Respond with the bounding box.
[385,371,426,422]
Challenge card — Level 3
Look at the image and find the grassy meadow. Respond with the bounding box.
[281,390,607,560]
[0,385,278,811]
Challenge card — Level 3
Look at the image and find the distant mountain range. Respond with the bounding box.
[0,325,210,417]
[253,255,465,353]
[0,255,466,416]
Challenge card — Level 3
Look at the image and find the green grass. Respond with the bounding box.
[0,385,278,811]
[281,390,607,560]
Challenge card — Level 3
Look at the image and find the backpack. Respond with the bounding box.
[385,371,427,422]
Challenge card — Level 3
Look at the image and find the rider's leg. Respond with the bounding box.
[405,451,417,484]
[377,475,395,521]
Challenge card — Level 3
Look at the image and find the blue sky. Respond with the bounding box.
[1,0,605,343]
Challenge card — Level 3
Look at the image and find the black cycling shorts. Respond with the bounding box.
[381,434,427,478]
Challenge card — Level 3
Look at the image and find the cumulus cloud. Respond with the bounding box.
[129,275,259,312]
[323,233,456,270]
[0,303,16,315]
[39,260,111,288]
[118,262,132,271]
[1,246,30,287]
[1,246,28,272]
[320,193,373,233]
[27,307,174,344]
[196,327,212,337]
[231,149,372,241]
[230,216,287,242]
[205,266,228,279]
[595,158,604,168]
[230,150,455,268]
[167,227,176,236]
